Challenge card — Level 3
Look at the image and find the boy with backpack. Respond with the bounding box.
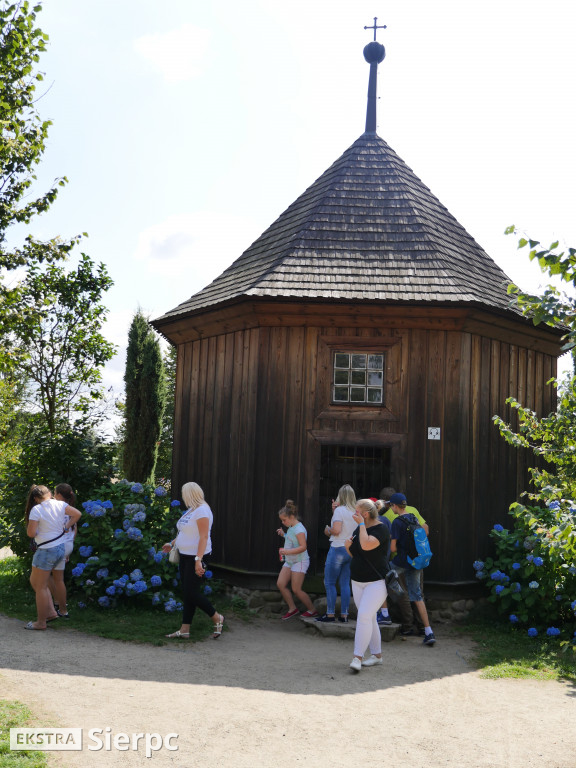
[389,492,436,646]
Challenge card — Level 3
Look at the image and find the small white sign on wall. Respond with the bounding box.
[428,427,441,440]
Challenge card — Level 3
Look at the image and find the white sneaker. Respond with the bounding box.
[349,657,362,672]
[361,655,383,667]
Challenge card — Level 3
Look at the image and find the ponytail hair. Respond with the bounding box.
[55,483,76,507]
[24,484,50,524]
[356,498,379,520]
[279,499,299,520]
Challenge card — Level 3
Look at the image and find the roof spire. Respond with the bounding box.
[363,17,386,134]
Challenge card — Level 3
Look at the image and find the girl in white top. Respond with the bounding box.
[161,482,224,640]
[25,484,81,630]
[48,483,78,619]
[317,484,357,623]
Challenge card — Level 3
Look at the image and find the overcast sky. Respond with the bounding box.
[21,0,576,405]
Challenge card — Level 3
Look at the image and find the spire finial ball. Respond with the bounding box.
[363,41,385,64]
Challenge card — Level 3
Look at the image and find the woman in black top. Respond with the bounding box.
[345,498,390,672]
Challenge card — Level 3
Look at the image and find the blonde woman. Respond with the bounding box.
[345,499,390,672]
[317,484,357,623]
[162,482,224,639]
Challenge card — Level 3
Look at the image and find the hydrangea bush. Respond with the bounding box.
[67,479,214,612]
[474,500,576,650]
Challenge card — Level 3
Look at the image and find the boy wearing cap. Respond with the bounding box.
[389,492,436,646]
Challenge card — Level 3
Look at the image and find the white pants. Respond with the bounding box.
[351,579,387,658]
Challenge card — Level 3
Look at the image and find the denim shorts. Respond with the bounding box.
[394,565,423,601]
[32,543,66,571]
[53,540,74,571]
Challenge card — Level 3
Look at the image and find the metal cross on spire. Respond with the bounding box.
[364,17,387,42]
[362,18,386,134]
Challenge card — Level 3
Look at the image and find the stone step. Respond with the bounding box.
[300,616,400,642]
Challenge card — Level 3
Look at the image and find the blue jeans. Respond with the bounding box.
[394,565,424,602]
[324,546,352,615]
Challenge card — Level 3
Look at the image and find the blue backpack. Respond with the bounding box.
[401,514,432,569]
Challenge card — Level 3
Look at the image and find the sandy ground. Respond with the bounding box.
[1,611,575,768]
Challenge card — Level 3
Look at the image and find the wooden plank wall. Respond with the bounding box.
[172,324,557,584]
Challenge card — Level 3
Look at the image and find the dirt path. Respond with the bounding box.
[1,612,575,768]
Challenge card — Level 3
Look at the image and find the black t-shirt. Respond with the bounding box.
[349,522,390,582]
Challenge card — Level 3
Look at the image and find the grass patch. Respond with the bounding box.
[462,608,576,682]
[0,700,48,768]
[0,556,251,646]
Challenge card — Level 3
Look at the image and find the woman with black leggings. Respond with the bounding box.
[162,482,224,639]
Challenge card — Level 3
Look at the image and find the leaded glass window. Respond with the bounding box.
[332,352,384,404]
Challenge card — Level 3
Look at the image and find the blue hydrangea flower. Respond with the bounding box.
[164,598,177,612]
[152,593,161,605]
[150,575,162,587]
[106,585,116,596]
[86,556,99,563]
[132,510,146,523]
[204,570,213,579]
[122,518,131,530]
[526,554,534,563]
[172,579,179,587]
[131,483,144,493]
[154,487,167,497]
[96,568,109,579]
[78,602,86,609]
[533,556,544,566]
[153,552,165,563]
[571,600,576,611]
[548,500,560,510]
[130,569,143,582]
[512,562,521,570]
[509,614,519,623]
[493,524,504,532]
[114,529,124,539]
[133,579,148,593]
[529,581,539,589]
[126,527,144,541]
[555,594,563,601]
[71,563,86,577]
[203,585,212,595]
[523,537,535,550]
[512,582,521,593]
[85,579,95,586]
[98,596,111,607]
[569,566,576,575]
[81,522,89,528]
[494,585,504,594]
[78,545,93,557]
[148,547,156,558]
[170,500,181,507]
[546,627,560,637]
[490,570,505,581]
[472,560,484,571]
[527,627,538,637]
[475,571,485,579]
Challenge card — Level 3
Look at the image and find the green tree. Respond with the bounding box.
[0,1,75,370]
[155,343,176,481]
[122,311,166,483]
[479,232,576,642]
[7,254,116,434]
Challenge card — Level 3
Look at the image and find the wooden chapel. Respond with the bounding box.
[152,24,563,589]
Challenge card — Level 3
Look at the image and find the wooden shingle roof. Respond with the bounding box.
[156,132,516,323]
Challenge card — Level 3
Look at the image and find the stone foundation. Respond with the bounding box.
[227,585,485,625]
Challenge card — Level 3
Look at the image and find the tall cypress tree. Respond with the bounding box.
[122,311,165,483]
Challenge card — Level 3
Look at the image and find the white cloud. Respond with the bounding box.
[133,24,210,83]
[132,210,261,292]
